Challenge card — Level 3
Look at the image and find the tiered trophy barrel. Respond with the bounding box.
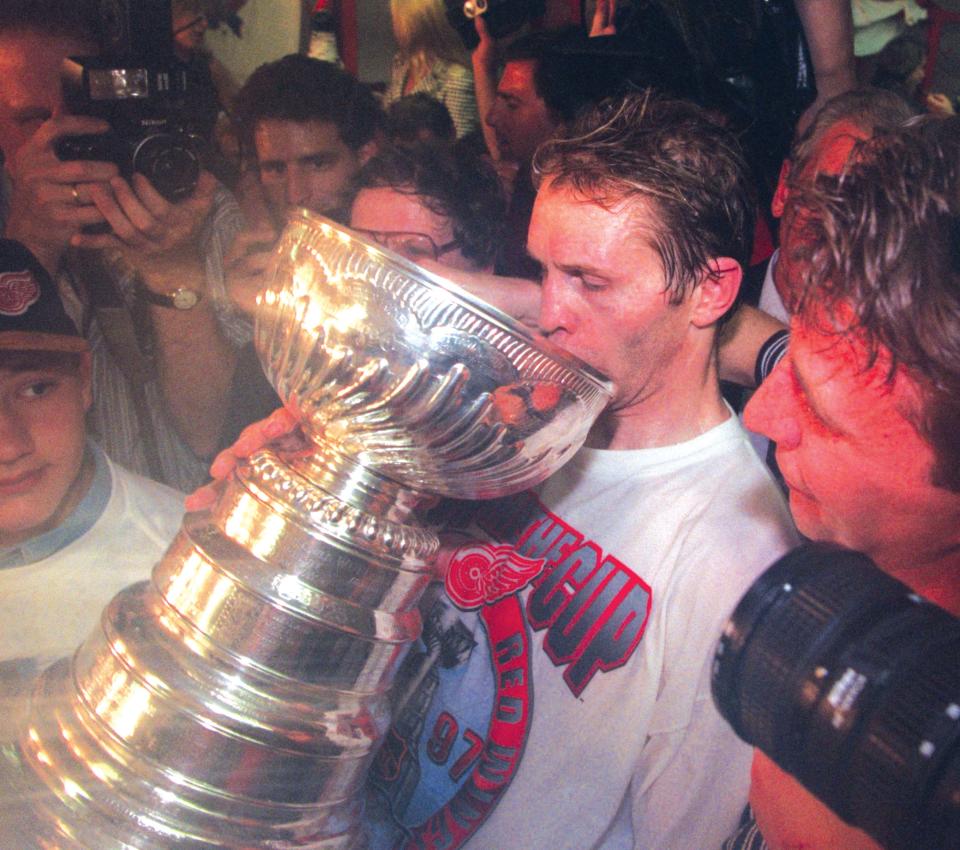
[0,214,614,848]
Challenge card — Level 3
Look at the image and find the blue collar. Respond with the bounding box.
[0,442,112,569]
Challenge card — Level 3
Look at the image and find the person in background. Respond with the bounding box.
[350,142,505,274]
[0,238,183,694]
[587,0,856,208]
[724,117,960,850]
[384,92,456,148]
[386,0,480,140]
[171,0,241,185]
[0,1,243,489]
[475,25,643,277]
[224,55,382,319]
[231,54,382,232]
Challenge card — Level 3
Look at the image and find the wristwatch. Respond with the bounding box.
[136,283,202,310]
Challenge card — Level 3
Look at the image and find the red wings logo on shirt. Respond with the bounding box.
[445,543,544,610]
[0,270,40,317]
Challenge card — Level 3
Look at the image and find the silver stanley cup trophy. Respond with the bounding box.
[0,213,613,848]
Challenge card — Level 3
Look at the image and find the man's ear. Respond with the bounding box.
[691,259,742,329]
[771,159,792,219]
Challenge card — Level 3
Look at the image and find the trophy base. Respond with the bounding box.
[0,449,439,848]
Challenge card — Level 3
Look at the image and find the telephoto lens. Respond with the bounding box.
[712,542,960,850]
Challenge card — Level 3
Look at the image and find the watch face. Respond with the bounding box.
[171,288,200,310]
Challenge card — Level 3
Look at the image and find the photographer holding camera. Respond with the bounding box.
[0,0,243,491]
[721,117,960,850]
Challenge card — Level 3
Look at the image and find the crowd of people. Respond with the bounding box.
[1,0,958,848]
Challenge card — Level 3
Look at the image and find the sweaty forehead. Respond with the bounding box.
[498,60,539,99]
[792,312,916,406]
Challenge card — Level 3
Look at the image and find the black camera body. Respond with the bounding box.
[712,543,960,850]
[56,0,201,203]
[445,0,546,51]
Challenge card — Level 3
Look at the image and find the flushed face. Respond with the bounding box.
[0,31,90,159]
[485,59,557,165]
[744,313,951,567]
[527,179,692,420]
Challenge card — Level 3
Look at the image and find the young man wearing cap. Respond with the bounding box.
[0,239,183,683]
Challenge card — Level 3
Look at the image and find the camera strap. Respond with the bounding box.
[63,249,166,482]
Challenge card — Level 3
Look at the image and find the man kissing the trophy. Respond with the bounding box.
[196,90,797,850]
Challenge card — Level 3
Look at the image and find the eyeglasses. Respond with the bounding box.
[351,229,462,264]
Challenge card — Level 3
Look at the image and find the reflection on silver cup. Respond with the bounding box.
[0,214,613,847]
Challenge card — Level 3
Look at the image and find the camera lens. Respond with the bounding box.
[712,542,960,850]
[132,134,200,203]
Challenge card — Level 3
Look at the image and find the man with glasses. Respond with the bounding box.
[219,141,537,444]
[349,143,543,330]
[350,143,505,273]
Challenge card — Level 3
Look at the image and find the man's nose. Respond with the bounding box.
[743,360,801,451]
[537,274,572,337]
[284,166,309,208]
[0,407,33,464]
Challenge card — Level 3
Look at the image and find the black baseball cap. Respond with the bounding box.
[0,239,88,353]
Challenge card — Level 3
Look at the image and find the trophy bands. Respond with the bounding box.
[0,213,613,848]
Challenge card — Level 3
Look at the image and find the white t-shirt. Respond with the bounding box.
[852,0,926,57]
[0,455,184,670]
[367,412,798,849]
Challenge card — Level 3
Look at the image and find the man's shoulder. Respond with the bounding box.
[105,458,185,541]
[550,420,797,580]
[673,422,796,550]
[562,414,771,491]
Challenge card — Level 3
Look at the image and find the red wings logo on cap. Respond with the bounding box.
[445,543,545,610]
[0,270,40,317]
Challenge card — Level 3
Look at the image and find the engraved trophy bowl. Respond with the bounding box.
[0,213,614,849]
[256,212,613,499]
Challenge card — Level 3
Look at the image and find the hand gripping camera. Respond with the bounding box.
[55,0,201,203]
